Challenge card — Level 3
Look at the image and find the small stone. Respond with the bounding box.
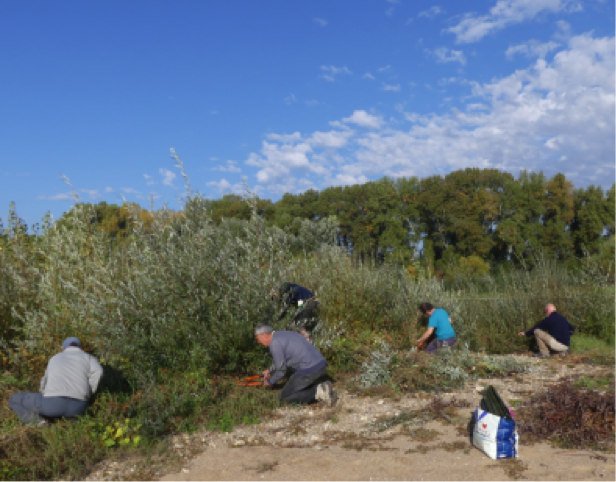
[234,440,245,446]
[377,400,384,405]
[182,468,189,473]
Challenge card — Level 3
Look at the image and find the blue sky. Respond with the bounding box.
[1,0,614,227]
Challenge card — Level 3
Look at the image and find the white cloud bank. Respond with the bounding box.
[447,0,583,44]
[240,32,613,196]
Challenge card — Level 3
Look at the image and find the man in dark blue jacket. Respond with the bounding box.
[518,304,575,358]
[271,283,319,341]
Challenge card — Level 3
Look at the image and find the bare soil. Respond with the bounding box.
[87,356,615,481]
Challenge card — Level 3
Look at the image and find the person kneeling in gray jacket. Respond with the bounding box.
[254,324,336,407]
[9,337,103,426]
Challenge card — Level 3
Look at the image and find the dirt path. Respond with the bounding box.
[161,424,613,481]
[84,356,614,481]
[156,358,614,482]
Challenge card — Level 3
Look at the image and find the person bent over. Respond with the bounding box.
[254,323,336,406]
[417,302,456,354]
[9,337,103,426]
[271,282,319,341]
[518,304,575,358]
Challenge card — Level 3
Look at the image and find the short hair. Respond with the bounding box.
[255,323,274,336]
[418,302,434,315]
[69,342,80,347]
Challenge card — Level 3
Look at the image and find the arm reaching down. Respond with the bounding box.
[88,356,104,395]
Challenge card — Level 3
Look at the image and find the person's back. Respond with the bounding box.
[429,308,456,340]
[41,346,103,401]
[526,311,573,347]
[268,331,326,385]
[9,337,103,426]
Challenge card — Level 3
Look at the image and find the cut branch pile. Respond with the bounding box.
[516,378,615,451]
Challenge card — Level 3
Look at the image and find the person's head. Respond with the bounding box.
[545,304,556,316]
[269,287,278,300]
[62,337,81,351]
[418,302,435,316]
[254,323,274,347]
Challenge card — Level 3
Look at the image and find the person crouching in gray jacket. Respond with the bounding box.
[9,337,103,426]
[255,323,336,407]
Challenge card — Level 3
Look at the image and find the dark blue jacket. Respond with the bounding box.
[525,312,575,346]
[277,283,315,321]
[281,283,314,306]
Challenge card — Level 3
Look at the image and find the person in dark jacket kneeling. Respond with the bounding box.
[254,323,336,406]
[9,337,103,426]
[270,283,319,341]
[518,304,575,358]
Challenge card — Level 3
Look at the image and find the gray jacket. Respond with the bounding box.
[268,331,326,385]
[40,347,104,401]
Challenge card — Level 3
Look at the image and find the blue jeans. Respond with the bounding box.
[9,392,88,425]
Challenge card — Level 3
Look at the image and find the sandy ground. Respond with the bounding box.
[160,355,614,482]
[161,419,615,481]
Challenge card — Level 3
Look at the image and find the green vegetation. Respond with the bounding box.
[0,162,614,479]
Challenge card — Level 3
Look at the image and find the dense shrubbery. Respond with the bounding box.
[0,173,614,479]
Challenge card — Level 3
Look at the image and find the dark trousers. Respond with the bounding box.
[8,392,88,425]
[279,366,327,405]
[425,336,457,354]
[291,300,319,332]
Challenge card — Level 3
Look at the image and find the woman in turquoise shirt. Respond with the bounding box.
[417,302,456,354]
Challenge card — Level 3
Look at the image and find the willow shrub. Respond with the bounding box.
[1,190,338,435]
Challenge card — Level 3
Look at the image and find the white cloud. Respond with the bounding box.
[39,193,72,201]
[144,174,156,185]
[159,168,176,187]
[418,6,444,18]
[81,189,101,200]
[382,83,401,92]
[363,73,375,80]
[206,179,245,195]
[446,0,584,44]
[209,157,219,161]
[506,40,561,58]
[431,47,467,65]
[314,18,328,27]
[319,65,352,82]
[104,187,113,193]
[342,110,384,129]
[385,7,395,16]
[244,32,614,196]
[377,65,391,72]
[214,160,242,173]
[305,99,321,106]
[210,110,218,115]
[284,93,296,105]
[246,141,314,184]
[121,188,141,195]
[309,130,354,148]
[266,132,302,143]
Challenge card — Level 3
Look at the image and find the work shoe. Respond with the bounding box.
[316,381,337,407]
[533,353,550,359]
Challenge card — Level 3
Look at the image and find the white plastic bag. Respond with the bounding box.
[472,408,519,459]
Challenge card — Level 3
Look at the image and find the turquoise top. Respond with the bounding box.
[428,308,456,340]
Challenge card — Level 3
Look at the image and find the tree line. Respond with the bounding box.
[39,168,614,277]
